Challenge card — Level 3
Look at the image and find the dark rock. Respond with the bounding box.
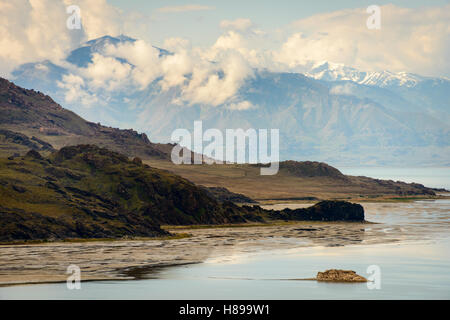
[12,185,27,193]
[269,200,364,221]
[279,160,346,179]
[132,157,143,165]
[25,149,43,160]
[200,186,257,203]
[316,269,367,282]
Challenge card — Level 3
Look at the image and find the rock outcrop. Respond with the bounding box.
[0,145,265,241]
[316,269,367,282]
[268,200,365,221]
[200,186,257,204]
[0,145,368,242]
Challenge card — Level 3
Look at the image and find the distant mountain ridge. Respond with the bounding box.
[306,61,427,87]
[0,77,442,210]
[9,35,450,166]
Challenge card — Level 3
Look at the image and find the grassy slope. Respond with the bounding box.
[0,145,369,242]
[0,146,265,241]
[144,159,438,202]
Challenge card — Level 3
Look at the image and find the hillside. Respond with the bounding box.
[0,77,169,159]
[0,145,369,242]
[145,159,438,201]
[0,77,441,204]
[10,35,450,166]
[0,145,267,241]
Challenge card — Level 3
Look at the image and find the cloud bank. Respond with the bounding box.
[156,4,214,13]
[275,4,450,77]
[1,2,449,110]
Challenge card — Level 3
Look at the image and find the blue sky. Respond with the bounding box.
[108,0,449,47]
[1,1,448,78]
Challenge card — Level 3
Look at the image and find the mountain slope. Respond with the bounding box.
[0,145,370,242]
[9,35,450,166]
[0,77,169,159]
[0,145,264,241]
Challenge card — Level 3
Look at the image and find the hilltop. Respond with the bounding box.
[146,159,439,201]
[0,77,170,159]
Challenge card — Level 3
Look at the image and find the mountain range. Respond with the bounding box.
[9,35,450,166]
[0,76,443,241]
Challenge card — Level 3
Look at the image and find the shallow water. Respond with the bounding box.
[1,200,449,300]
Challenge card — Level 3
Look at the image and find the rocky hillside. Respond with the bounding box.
[0,77,169,159]
[0,145,367,242]
[0,145,264,241]
[278,161,346,179]
[266,201,364,221]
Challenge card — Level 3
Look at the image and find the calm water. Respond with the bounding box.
[339,166,450,190]
[0,170,449,300]
[2,239,448,300]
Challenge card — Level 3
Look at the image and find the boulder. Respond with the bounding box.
[316,269,367,282]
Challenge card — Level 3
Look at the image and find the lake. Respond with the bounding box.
[0,168,449,300]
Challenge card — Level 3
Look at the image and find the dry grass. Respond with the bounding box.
[144,159,442,202]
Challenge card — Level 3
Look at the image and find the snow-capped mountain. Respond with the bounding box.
[9,35,450,166]
[66,35,136,67]
[307,61,426,88]
[308,60,450,122]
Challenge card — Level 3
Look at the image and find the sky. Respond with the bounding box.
[0,0,449,100]
[108,0,450,48]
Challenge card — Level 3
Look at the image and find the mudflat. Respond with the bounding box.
[1,199,448,286]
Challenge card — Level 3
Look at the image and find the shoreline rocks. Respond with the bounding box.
[316,269,367,282]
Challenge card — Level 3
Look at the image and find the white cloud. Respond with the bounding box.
[0,0,73,76]
[220,18,253,31]
[69,0,123,40]
[80,53,132,91]
[330,83,355,96]
[160,50,193,91]
[156,4,214,13]
[0,0,129,77]
[4,1,448,110]
[57,73,99,107]
[56,33,254,108]
[105,40,161,89]
[163,38,191,52]
[275,4,450,77]
[227,101,255,111]
[180,51,253,106]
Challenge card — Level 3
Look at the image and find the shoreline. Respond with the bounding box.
[256,194,450,205]
[1,199,447,287]
[2,194,448,246]
[0,219,379,287]
[0,220,377,246]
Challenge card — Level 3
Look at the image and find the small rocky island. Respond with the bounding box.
[316,269,367,282]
